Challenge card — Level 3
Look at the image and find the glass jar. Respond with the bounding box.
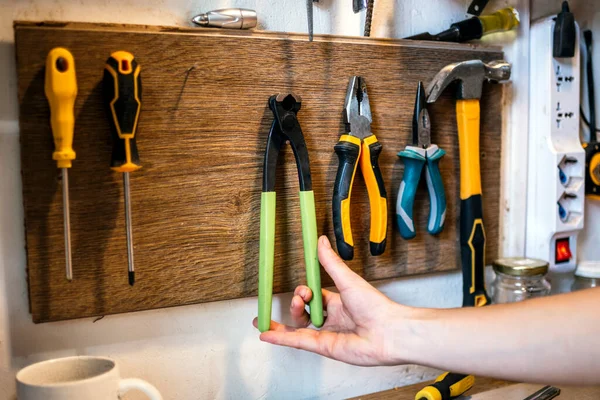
[491,258,551,304]
[571,262,600,291]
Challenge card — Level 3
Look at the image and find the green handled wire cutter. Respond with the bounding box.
[396,81,446,240]
[258,93,324,333]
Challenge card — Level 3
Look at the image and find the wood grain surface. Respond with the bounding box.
[15,22,504,322]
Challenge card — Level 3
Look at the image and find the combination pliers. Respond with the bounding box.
[258,93,324,333]
[396,81,446,240]
[333,76,387,261]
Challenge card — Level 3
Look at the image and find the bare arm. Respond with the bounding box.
[253,235,600,385]
[402,289,600,384]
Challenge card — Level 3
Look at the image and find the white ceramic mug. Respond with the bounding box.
[16,356,162,400]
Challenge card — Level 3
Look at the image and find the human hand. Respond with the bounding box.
[252,235,409,366]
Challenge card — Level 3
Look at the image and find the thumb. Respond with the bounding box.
[318,236,368,291]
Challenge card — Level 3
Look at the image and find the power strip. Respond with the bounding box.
[526,15,585,274]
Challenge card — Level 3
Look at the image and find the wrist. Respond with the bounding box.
[382,303,434,365]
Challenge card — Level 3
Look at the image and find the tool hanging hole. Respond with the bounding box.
[557,119,561,128]
[55,57,69,72]
[557,102,561,111]
[121,59,130,72]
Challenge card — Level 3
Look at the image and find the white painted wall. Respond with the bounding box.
[0,0,569,399]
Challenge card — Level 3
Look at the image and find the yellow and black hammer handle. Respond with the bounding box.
[456,99,489,307]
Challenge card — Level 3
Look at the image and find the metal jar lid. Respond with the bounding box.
[493,257,549,276]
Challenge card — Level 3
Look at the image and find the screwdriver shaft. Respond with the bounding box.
[62,168,73,281]
[307,0,314,41]
[123,172,135,286]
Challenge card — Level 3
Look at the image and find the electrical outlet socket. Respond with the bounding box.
[526,16,585,273]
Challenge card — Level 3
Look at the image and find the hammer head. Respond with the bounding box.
[426,60,511,103]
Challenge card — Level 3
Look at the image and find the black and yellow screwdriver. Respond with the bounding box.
[45,47,77,281]
[406,7,519,42]
[102,51,142,286]
[415,372,475,400]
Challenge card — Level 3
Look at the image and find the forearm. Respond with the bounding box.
[393,288,600,385]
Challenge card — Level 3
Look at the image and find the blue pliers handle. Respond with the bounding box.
[396,145,446,240]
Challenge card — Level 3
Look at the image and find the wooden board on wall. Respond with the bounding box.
[15,22,504,322]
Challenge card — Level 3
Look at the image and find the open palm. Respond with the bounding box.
[253,236,406,366]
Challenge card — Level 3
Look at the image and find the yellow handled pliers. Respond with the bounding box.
[332,76,387,261]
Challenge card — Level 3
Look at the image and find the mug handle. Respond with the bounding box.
[119,378,163,400]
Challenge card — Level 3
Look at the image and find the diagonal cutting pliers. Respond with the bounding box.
[396,81,447,240]
[333,76,387,261]
[258,93,324,333]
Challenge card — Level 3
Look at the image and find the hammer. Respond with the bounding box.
[427,60,511,307]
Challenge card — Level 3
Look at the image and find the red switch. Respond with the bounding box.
[555,238,572,263]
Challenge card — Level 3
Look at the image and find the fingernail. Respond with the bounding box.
[300,289,307,299]
[320,236,331,249]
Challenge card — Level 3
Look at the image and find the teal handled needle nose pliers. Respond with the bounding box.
[258,93,324,333]
[396,82,447,240]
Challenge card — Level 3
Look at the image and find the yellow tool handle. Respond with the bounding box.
[416,372,475,400]
[333,134,361,261]
[480,7,520,35]
[360,135,387,256]
[457,99,489,307]
[45,47,77,169]
[103,51,142,173]
[456,100,482,200]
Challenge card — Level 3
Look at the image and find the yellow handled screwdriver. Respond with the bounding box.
[102,51,142,286]
[45,47,77,281]
[415,372,475,400]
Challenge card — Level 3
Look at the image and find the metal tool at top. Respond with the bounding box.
[396,82,446,240]
[332,76,387,261]
[467,0,490,16]
[353,0,375,37]
[45,47,77,281]
[102,51,142,286]
[191,8,257,29]
[307,0,319,41]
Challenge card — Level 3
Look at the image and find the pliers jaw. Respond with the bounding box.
[344,76,372,138]
[269,93,302,122]
[263,93,312,192]
[412,81,431,148]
